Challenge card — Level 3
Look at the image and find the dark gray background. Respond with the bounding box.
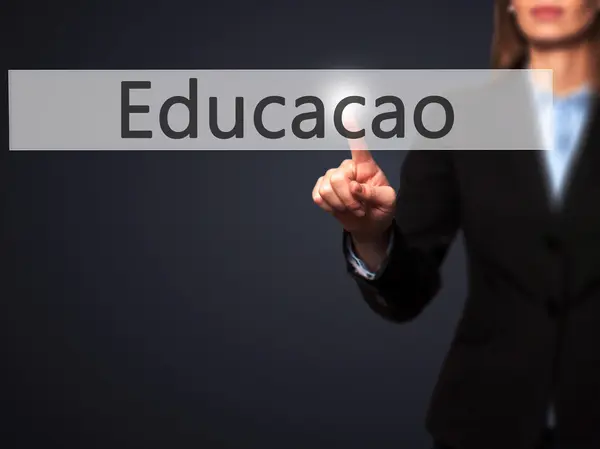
[2,1,491,448]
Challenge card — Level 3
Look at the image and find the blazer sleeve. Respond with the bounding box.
[344,150,460,323]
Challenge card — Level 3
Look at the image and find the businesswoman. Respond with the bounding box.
[312,1,600,449]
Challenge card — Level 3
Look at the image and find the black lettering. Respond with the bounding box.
[292,96,325,139]
[372,96,405,139]
[159,78,198,139]
[121,81,152,138]
[209,97,244,139]
[334,96,365,139]
[254,96,285,139]
[413,95,454,139]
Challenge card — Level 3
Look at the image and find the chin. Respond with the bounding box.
[527,30,588,48]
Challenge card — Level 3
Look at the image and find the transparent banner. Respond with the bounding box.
[8,69,552,151]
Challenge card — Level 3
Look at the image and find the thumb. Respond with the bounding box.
[350,182,396,208]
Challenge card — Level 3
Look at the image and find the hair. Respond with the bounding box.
[490,0,600,89]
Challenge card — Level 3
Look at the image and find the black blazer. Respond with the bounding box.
[343,94,600,449]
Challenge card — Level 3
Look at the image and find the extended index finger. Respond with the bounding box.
[344,116,374,164]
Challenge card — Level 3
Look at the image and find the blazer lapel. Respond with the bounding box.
[561,95,600,214]
[509,149,555,216]
[505,77,555,218]
[507,94,600,218]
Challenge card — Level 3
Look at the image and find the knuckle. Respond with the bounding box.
[340,159,355,175]
[330,170,347,185]
[360,185,372,198]
[347,199,362,210]
[319,182,333,196]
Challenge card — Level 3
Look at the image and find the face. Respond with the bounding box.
[510,0,600,45]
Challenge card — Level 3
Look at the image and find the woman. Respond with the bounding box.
[312,1,600,449]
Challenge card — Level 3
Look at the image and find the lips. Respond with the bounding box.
[531,5,564,20]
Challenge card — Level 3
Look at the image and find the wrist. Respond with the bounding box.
[350,224,392,248]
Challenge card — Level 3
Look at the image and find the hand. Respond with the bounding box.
[312,132,396,243]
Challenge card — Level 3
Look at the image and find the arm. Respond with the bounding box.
[346,227,395,280]
[345,150,460,323]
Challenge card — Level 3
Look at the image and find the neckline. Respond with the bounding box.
[526,70,592,101]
